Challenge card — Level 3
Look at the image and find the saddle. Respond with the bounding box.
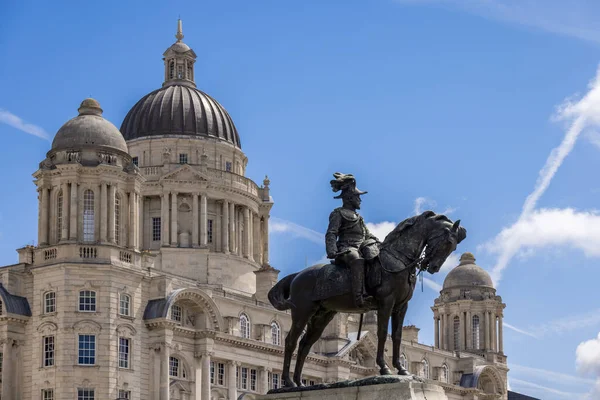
[312,258,383,302]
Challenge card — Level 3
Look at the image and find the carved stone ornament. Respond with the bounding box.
[73,320,102,333]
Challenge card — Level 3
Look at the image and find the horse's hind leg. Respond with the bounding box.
[293,309,337,386]
[282,304,317,388]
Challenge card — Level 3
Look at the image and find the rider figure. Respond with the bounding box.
[325,173,380,308]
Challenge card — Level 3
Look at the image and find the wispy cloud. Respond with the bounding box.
[510,378,587,398]
[413,197,456,216]
[270,217,324,245]
[511,363,595,386]
[483,65,600,285]
[503,322,538,339]
[536,308,600,337]
[396,0,600,44]
[0,109,50,141]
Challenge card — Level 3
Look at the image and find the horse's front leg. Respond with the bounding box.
[376,301,393,375]
[391,302,410,375]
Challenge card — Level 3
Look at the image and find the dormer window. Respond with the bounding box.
[179,153,188,164]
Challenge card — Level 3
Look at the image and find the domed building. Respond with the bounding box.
[0,20,514,400]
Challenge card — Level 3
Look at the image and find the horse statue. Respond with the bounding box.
[268,211,466,388]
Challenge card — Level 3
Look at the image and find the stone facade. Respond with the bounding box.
[0,20,508,400]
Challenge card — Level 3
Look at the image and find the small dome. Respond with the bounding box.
[166,41,191,53]
[120,85,241,148]
[442,252,494,289]
[51,98,128,153]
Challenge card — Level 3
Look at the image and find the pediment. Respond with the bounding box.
[160,164,208,182]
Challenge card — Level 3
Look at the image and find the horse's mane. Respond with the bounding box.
[381,211,453,247]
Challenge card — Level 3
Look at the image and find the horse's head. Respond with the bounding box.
[422,214,467,274]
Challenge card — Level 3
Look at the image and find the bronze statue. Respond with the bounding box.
[325,173,379,308]
[269,208,466,388]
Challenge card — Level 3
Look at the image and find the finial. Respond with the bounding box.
[176,18,184,42]
[459,252,476,265]
[263,175,270,187]
[78,98,103,116]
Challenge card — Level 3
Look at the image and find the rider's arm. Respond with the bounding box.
[325,210,342,258]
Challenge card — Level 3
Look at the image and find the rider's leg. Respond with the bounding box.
[343,250,368,308]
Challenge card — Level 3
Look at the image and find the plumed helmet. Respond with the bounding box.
[330,172,368,199]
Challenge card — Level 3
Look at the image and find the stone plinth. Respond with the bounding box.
[259,376,448,400]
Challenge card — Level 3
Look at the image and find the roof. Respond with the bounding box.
[508,391,541,400]
[120,85,241,148]
[143,288,187,320]
[443,252,494,289]
[0,283,31,317]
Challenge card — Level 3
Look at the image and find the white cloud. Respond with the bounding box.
[0,109,50,141]
[502,323,538,339]
[396,0,600,44]
[414,197,436,215]
[270,217,324,245]
[485,65,600,286]
[365,221,396,242]
[423,277,442,292]
[509,378,586,398]
[576,332,600,376]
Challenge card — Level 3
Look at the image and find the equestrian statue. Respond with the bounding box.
[268,173,467,388]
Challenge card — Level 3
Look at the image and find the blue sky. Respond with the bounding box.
[1,0,600,398]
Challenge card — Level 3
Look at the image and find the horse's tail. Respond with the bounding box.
[268,273,298,311]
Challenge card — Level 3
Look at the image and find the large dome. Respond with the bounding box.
[120,85,241,148]
[51,98,128,154]
[443,252,494,289]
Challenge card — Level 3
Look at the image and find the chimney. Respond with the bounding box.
[254,264,280,304]
[402,325,420,342]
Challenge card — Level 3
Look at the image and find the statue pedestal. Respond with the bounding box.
[258,376,448,400]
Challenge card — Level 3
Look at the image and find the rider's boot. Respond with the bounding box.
[350,259,372,308]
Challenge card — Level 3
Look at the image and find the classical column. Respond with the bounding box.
[153,346,161,400]
[498,314,504,353]
[253,214,262,264]
[467,311,473,349]
[100,183,107,242]
[262,214,270,265]
[259,366,270,394]
[108,185,115,243]
[69,182,78,240]
[201,352,211,400]
[171,192,178,246]
[40,187,49,245]
[440,314,445,350]
[227,361,238,400]
[161,193,169,246]
[139,195,144,250]
[1,340,13,400]
[200,194,208,247]
[491,312,497,352]
[160,344,170,400]
[222,201,229,253]
[460,311,466,350]
[484,311,490,350]
[248,211,254,261]
[192,193,199,247]
[61,182,69,241]
[434,316,439,348]
[195,356,202,400]
[229,202,235,253]
[129,192,136,249]
[243,207,250,258]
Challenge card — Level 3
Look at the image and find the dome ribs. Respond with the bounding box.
[147,89,163,135]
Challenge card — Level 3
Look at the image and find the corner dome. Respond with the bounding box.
[120,85,241,148]
[51,98,128,154]
[443,252,494,289]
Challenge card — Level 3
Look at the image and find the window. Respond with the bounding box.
[43,336,55,367]
[119,337,130,369]
[240,313,250,339]
[78,335,96,365]
[179,153,188,164]
[218,362,225,385]
[422,359,430,379]
[0,299,2,314]
[177,65,183,79]
[472,315,480,349]
[83,189,95,242]
[152,217,161,241]
[45,291,56,314]
[57,190,63,239]
[210,361,215,384]
[225,161,232,172]
[250,368,257,391]
[169,356,180,377]
[207,219,213,243]
[42,389,54,400]
[0,352,3,374]
[79,290,96,312]
[271,321,281,345]
[171,305,182,322]
[119,293,131,316]
[77,389,94,400]
[441,364,449,383]
[118,390,131,399]
[237,366,248,390]
[453,316,460,350]
[269,372,280,390]
[132,157,138,166]
[169,61,175,79]
[400,353,408,369]
[115,193,121,245]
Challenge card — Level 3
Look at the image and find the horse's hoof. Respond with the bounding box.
[283,379,297,388]
[397,367,410,376]
[380,367,393,375]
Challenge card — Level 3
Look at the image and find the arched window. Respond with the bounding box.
[114,193,121,245]
[422,359,430,379]
[57,190,63,240]
[83,190,95,242]
[453,316,460,350]
[169,61,175,79]
[400,353,408,369]
[441,364,449,383]
[240,313,250,339]
[271,321,281,345]
[119,293,130,316]
[472,315,481,349]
